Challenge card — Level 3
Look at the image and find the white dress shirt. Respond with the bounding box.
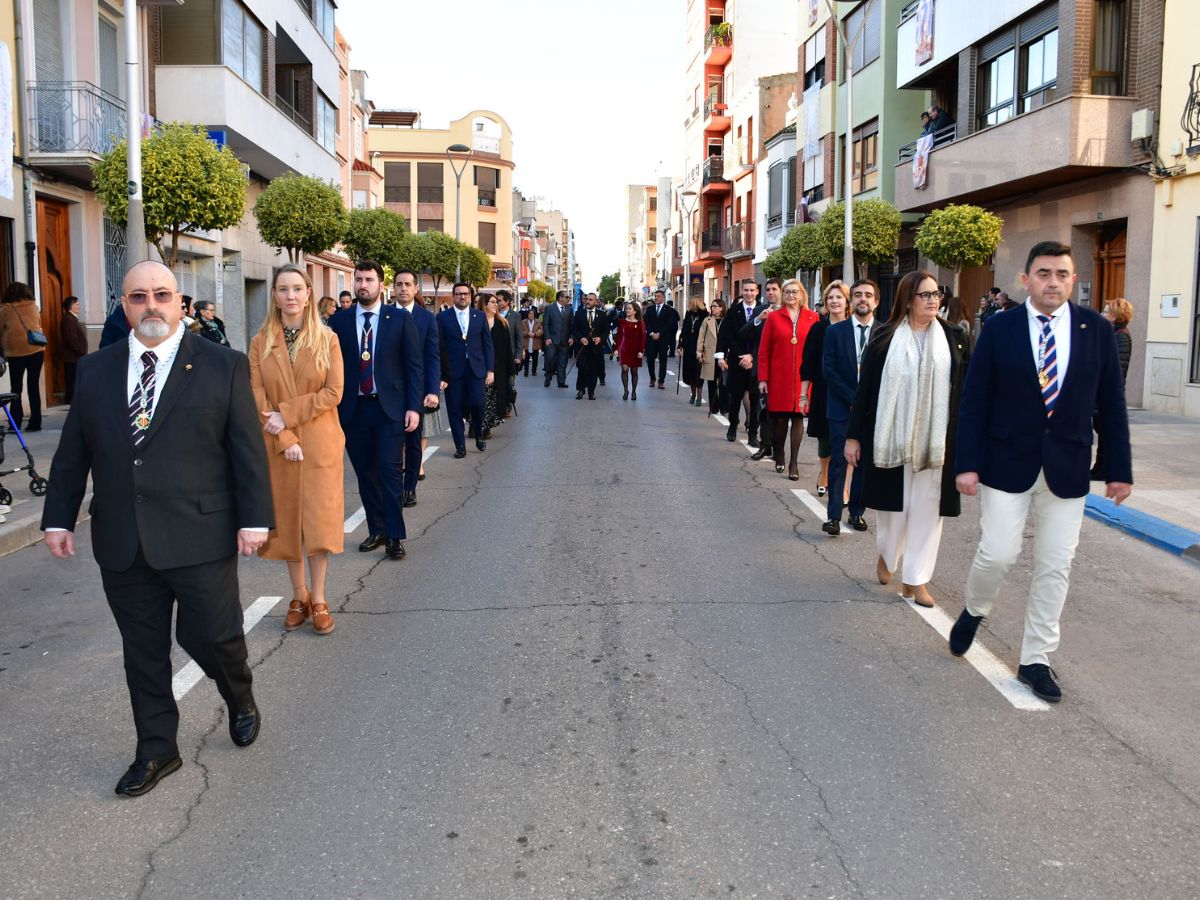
[1025,299,1071,381]
[127,323,186,415]
[356,301,381,355]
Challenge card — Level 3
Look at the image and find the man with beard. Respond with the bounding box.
[392,270,441,507]
[328,260,423,560]
[41,260,274,797]
[820,278,880,535]
[572,292,607,400]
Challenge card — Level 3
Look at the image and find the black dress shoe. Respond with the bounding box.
[558,383,569,388]
[1017,663,1062,702]
[588,391,595,399]
[229,703,261,747]
[821,519,841,536]
[599,379,606,386]
[403,490,417,508]
[948,609,985,657]
[115,756,182,797]
[726,426,737,442]
[747,435,760,448]
[358,533,386,552]
[386,538,406,560]
[576,390,584,399]
[849,515,868,532]
[476,440,487,452]
[454,446,467,459]
[750,447,769,460]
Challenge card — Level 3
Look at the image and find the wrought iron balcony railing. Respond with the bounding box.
[26,81,126,156]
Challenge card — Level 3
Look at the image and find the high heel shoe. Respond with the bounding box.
[816,483,828,497]
[284,589,310,631]
[623,390,629,400]
[631,390,637,401]
[788,463,800,481]
[311,599,335,635]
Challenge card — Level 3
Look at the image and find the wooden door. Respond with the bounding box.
[1095,228,1126,311]
[958,264,994,310]
[36,197,72,406]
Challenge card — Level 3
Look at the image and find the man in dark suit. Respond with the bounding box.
[950,241,1133,703]
[41,260,273,798]
[541,290,573,388]
[643,289,680,389]
[436,282,494,457]
[820,278,880,535]
[328,260,423,561]
[572,292,607,400]
[717,281,768,443]
[392,269,441,509]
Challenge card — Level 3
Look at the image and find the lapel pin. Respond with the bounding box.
[1080,323,1087,329]
[185,364,193,370]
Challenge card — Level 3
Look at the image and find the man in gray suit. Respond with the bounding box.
[542,290,574,388]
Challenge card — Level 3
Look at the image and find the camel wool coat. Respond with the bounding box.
[249,330,345,561]
[697,314,721,381]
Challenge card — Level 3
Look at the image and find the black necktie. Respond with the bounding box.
[857,324,869,362]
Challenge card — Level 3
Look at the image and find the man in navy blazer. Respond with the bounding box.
[437,282,494,458]
[950,241,1132,703]
[392,269,441,508]
[328,260,423,561]
[821,278,880,535]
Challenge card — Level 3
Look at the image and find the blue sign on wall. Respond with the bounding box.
[207,129,227,149]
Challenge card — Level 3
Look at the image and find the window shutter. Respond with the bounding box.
[1020,2,1059,42]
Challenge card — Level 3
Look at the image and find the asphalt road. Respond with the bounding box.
[2,370,1198,899]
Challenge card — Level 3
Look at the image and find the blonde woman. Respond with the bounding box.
[250,265,345,635]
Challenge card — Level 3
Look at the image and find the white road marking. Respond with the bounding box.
[740,440,754,451]
[902,600,1051,712]
[713,414,730,427]
[792,489,829,522]
[172,596,283,701]
[343,445,439,533]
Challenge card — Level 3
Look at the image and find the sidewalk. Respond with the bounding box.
[2,405,1199,559]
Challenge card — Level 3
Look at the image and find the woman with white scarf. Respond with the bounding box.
[844,270,970,607]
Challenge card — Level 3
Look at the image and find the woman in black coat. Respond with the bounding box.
[679,297,708,405]
[845,270,970,608]
[480,293,512,433]
[801,281,850,497]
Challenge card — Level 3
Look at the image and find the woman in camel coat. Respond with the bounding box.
[696,297,725,414]
[249,264,345,635]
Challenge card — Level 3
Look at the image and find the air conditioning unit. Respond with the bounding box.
[1131,108,1155,142]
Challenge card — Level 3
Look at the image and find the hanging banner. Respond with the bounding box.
[803,84,821,160]
[808,0,819,27]
[0,44,13,201]
[912,134,934,190]
[915,0,934,65]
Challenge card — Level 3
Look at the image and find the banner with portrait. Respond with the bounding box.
[912,134,933,190]
[915,0,934,65]
[0,44,12,200]
[808,0,819,27]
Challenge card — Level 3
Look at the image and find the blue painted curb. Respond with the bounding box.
[1084,495,1200,560]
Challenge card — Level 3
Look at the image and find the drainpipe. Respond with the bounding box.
[12,1,37,284]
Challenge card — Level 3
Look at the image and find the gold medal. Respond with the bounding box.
[790,337,798,345]
[361,350,371,362]
[135,411,151,431]
[1038,371,1049,388]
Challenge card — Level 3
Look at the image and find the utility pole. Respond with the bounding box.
[125,3,146,264]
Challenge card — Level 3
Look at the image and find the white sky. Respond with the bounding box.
[336,0,686,290]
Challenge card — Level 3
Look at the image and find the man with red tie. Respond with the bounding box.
[950,241,1132,703]
[328,260,423,561]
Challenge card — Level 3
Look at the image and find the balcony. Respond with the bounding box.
[701,156,730,194]
[478,189,497,208]
[273,94,313,133]
[894,95,1141,213]
[25,82,126,182]
[724,222,753,258]
[897,122,958,162]
[696,225,727,263]
[703,92,731,133]
[704,23,733,67]
[155,65,338,182]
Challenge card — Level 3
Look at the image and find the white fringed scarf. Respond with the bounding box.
[873,319,951,472]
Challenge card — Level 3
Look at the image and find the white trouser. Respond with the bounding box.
[964,471,1086,666]
[875,464,944,586]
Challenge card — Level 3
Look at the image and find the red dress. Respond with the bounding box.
[758,306,820,413]
[617,318,646,367]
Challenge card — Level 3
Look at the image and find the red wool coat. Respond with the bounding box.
[758,306,820,413]
[617,318,646,367]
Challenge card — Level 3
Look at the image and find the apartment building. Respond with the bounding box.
[892,0,1163,407]
[681,0,795,303]
[535,206,573,293]
[1144,1,1200,417]
[623,183,654,299]
[370,109,516,292]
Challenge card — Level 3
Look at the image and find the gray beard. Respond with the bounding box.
[137,318,170,339]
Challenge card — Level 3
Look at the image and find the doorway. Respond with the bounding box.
[1095,227,1126,311]
[36,196,72,406]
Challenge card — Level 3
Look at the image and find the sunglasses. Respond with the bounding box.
[126,290,175,306]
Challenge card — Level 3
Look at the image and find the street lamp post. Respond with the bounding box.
[679,190,698,309]
[124,4,146,264]
[822,0,874,281]
[447,143,472,281]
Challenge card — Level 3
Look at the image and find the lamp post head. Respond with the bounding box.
[447,143,471,154]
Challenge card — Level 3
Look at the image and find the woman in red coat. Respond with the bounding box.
[616,300,647,401]
[758,278,819,480]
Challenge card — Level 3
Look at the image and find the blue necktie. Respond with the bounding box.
[1036,314,1058,416]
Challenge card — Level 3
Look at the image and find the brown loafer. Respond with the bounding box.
[904,584,935,608]
[876,556,892,586]
[311,601,335,635]
[284,592,310,631]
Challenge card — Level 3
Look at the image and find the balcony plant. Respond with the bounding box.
[93,121,246,269]
[253,174,348,264]
[708,21,732,47]
[914,204,1004,279]
[817,199,902,279]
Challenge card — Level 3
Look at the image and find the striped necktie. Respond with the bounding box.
[130,350,157,445]
[360,311,374,394]
[1036,314,1058,416]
